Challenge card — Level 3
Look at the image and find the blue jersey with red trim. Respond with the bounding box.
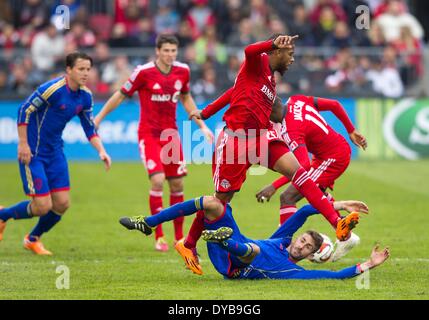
[205,204,360,280]
[17,76,97,157]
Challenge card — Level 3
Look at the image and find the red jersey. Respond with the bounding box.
[281,95,354,159]
[223,40,277,132]
[121,61,190,137]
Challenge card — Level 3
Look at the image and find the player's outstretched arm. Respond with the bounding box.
[181,93,214,143]
[333,200,369,214]
[194,87,233,121]
[349,130,368,150]
[94,91,126,128]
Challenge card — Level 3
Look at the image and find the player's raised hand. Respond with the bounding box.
[18,141,32,165]
[189,109,203,121]
[256,184,277,203]
[334,200,369,214]
[349,130,367,150]
[99,151,112,171]
[273,35,299,49]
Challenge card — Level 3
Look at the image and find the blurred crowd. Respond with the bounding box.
[0,0,427,100]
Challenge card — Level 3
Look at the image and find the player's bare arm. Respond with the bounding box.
[180,93,214,143]
[94,90,127,128]
[359,244,390,271]
[349,130,368,150]
[17,125,32,165]
[333,200,369,214]
[256,184,277,203]
[89,136,112,171]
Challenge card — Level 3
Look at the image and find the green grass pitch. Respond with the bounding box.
[0,160,428,299]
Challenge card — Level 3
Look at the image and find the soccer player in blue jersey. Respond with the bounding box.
[119,197,389,279]
[0,52,111,255]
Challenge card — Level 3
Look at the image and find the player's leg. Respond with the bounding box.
[139,137,168,251]
[279,185,303,225]
[24,153,71,255]
[167,177,185,242]
[0,158,52,241]
[269,141,358,240]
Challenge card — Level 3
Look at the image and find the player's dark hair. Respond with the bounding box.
[306,230,324,253]
[156,34,179,49]
[66,52,93,68]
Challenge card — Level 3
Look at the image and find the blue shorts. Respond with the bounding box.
[204,204,252,278]
[19,152,70,197]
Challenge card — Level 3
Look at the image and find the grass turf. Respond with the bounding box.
[0,160,428,299]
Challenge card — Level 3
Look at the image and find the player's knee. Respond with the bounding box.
[31,199,52,216]
[250,243,260,257]
[215,191,235,203]
[150,174,165,190]
[280,190,296,206]
[202,196,224,220]
[52,199,70,214]
[168,178,183,193]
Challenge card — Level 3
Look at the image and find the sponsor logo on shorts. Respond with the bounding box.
[34,178,43,191]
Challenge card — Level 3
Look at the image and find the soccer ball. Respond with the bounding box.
[309,233,334,263]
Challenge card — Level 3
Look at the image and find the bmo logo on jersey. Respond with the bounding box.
[151,91,181,103]
[260,85,275,101]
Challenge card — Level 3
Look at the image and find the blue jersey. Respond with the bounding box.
[17,76,97,157]
[205,205,359,280]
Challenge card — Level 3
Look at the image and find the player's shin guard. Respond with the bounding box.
[279,205,297,225]
[218,239,253,258]
[171,192,184,241]
[292,167,339,228]
[149,190,164,240]
[184,210,205,249]
[0,201,33,222]
[28,210,61,241]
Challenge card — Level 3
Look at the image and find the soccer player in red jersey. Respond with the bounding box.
[180,35,361,275]
[256,95,367,261]
[95,35,213,252]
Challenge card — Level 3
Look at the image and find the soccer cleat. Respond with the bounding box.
[119,215,153,235]
[155,237,169,252]
[336,212,360,241]
[330,232,361,262]
[202,227,233,242]
[23,235,52,255]
[174,238,203,275]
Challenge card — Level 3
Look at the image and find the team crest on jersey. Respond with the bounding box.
[146,159,156,170]
[220,179,231,190]
[31,96,43,108]
[153,83,161,90]
[174,80,182,91]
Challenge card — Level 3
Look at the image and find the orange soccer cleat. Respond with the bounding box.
[23,235,53,255]
[0,206,5,242]
[174,238,203,275]
[336,212,360,241]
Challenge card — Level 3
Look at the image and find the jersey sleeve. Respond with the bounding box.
[201,87,233,119]
[281,265,360,280]
[314,97,355,133]
[244,40,275,73]
[78,91,98,141]
[17,87,49,126]
[269,204,319,239]
[120,66,146,97]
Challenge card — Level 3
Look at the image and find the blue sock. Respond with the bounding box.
[217,239,253,257]
[0,201,32,222]
[29,211,62,241]
[145,197,204,227]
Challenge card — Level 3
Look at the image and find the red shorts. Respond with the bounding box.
[212,127,289,192]
[309,146,351,190]
[138,131,187,179]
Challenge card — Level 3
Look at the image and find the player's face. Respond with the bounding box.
[289,233,316,261]
[156,43,178,67]
[276,48,295,76]
[67,58,92,87]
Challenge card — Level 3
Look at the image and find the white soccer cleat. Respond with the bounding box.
[330,232,360,262]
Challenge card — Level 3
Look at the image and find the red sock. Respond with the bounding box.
[170,191,185,241]
[280,205,297,225]
[325,193,342,219]
[184,210,205,249]
[292,167,340,228]
[149,190,164,240]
